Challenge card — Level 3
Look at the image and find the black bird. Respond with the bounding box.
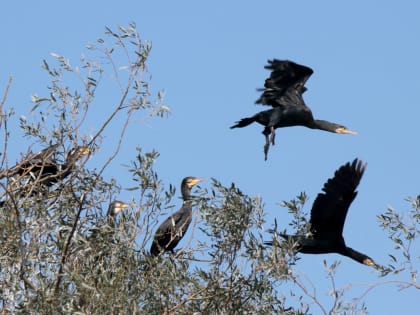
[231,60,356,160]
[89,200,129,241]
[265,159,377,267]
[0,144,90,186]
[150,177,204,256]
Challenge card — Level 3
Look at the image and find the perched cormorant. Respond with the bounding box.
[0,144,90,186]
[150,177,204,256]
[89,200,129,241]
[69,200,129,299]
[231,60,356,160]
[265,159,377,267]
[105,200,129,228]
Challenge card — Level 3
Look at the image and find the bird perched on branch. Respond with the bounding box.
[231,60,356,160]
[69,200,129,303]
[70,201,129,265]
[106,200,129,225]
[89,200,129,242]
[0,144,90,187]
[265,159,378,267]
[150,177,204,256]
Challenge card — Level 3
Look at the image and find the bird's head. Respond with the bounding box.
[181,177,205,200]
[66,146,90,163]
[107,200,129,217]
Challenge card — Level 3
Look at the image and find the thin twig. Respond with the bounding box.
[0,76,13,119]
[53,192,87,296]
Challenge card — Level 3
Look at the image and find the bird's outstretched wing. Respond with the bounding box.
[256,59,313,108]
[310,159,366,239]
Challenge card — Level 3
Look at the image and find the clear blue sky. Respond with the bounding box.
[2,1,419,313]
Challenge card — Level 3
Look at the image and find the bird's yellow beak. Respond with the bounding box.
[336,127,357,135]
[364,258,377,268]
[190,178,205,187]
[80,147,90,155]
[114,201,129,214]
[120,202,129,209]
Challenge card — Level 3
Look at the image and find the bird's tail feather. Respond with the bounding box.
[230,116,256,129]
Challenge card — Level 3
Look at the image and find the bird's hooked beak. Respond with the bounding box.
[335,127,357,135]
[79,147,91,156]
[363,257,378,268]
[188,178,205,188]
[113,201,129,215]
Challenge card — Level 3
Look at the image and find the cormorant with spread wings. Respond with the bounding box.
[265,159,378,267]
[231,60,356,160]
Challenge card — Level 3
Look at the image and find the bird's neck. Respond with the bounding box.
[106,214,117,227]
[181,186,192,201]
[65,154,78,167]
[311,119,337,132]
[182,197,194,207]
[342,246,369,264]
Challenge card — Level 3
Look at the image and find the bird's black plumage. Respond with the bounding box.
[0,144,90,187]
[266,159,377,267]
[150,177,204,256]
[231,59,356,160]
[0,144,59,180]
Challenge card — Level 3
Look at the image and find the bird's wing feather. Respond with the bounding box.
[155,206,191,236]
[256,59,313,109]
[25,144,60,166]
[310,159,365,239]
[0,144,59,178]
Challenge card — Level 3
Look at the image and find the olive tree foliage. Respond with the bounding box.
[0,24,418,314]
[377,196,420,281]
[0,23,166,313]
